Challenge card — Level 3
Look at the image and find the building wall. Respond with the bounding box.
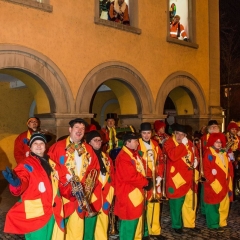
[0,0,221,168]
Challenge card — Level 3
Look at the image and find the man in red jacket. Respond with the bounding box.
[48,118,100,240]
[164,123,200,234]
[114,132,152,240]
[138,122,166,240]
[14,117,39,164]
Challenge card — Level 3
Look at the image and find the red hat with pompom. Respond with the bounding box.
[154,120,166,132]
[227,121,239,131]
[207,133,226,148]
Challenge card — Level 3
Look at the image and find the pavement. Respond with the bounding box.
[0,179,240,240]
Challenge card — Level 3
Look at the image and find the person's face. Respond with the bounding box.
[213,139,222,150]
[157,127,165,135]
[174,16,180,23]
[89,137,102,150]
[69,123,85,143]
[141,131,152,141]
[230,128,238,135]
[28,118,39,131]
[118,0,124,5]
[31,140,46,157]
[126,139,139,150]
[208,125,220,133]
[107,119,115,128]
[175,131,186,144]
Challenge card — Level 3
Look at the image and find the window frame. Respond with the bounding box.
[1,0,53,12]
[94,0,141,35]
[167,0,198,49]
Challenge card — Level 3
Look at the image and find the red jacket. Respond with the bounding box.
[48,137,100,218]
[138,138,164,199]
[164,136,199,199]
[4,155,64,234]
[89,151,115,214]
[114,146,148,220]
[203,147,233,204]
[170,22,187,39]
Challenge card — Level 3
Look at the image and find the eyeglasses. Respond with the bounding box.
[93,139,102,143]
[29,121,38,124]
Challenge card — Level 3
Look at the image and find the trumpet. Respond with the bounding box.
[69,168,98,217]
[193,138,206,182]
[84,169,98,202]
[160,154,168,201]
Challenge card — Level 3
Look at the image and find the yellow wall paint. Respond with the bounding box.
[0,1,210,103]
[0,134,18,170]
[169,88,194,115]
[1,69,50,114]
[105,81,137,114]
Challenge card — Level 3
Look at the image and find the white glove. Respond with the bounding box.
[25,151,29,157]
[182,137,188,145]
[193,158,198,168]
[156,176,162,186]
[228,152,235,161]
[237,131,240,137]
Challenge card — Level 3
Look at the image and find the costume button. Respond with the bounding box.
[53,202,56,207]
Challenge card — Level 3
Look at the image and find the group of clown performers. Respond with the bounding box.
[2,114,240,240]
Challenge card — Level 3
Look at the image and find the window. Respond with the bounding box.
[3,0,52,12]
[167,0,198,48]
[95,0,141,35]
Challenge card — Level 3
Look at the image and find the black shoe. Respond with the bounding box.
[142,236,150,240]
[150,235,167,240]
[209,228,224,233]
[173,228,183,234]
[186,227,201,233]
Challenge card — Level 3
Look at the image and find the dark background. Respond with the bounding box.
[220,0,240,124]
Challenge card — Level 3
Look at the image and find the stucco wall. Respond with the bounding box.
[0,82,34,169]
[0,0,211,104]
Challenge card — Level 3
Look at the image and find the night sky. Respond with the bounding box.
[219,0,240,121]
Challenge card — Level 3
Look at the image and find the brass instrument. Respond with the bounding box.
[69,168,98,217]
[146,149,161,229]
[108,197,118,235]
[225,139,235,152]
[84,169,98,202]
[160,154,168,200]
[190,151,196,211]
[193,138,206,182]
[146,149,161,203]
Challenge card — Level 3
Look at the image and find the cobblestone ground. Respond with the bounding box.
[1,179,240,240]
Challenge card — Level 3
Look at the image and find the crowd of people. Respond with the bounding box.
[2,113,240,240]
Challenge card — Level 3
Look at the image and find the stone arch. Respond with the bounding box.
[156,71,207,115]
[0,44,74,114]
[76,61,155,115]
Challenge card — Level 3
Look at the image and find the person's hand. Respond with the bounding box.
[2,167,20,187]
[156,176,162,186]
[228,152,235,161]
[182,137,188,145]
[193,158,198,168]
[143,177,153,191]
[237,131,240,137]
